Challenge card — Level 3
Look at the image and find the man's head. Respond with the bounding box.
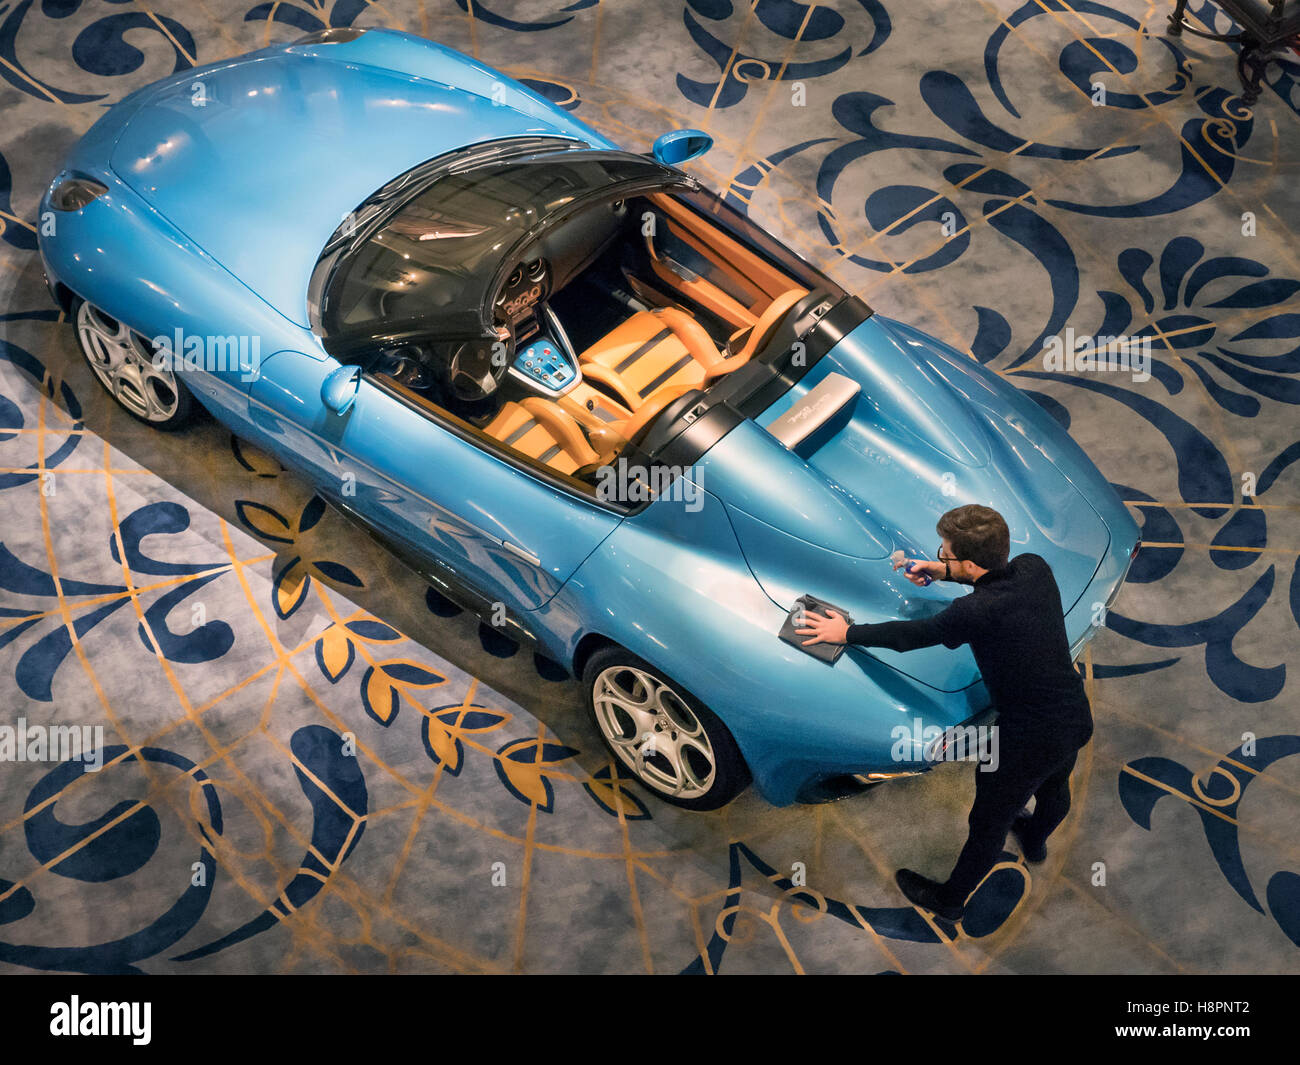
[936,505,1010,583]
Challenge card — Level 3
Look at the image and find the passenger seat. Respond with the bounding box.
[483,398,599,475]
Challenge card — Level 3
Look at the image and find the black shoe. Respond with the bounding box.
[1011,813,1047,863]
[895,868,964,922]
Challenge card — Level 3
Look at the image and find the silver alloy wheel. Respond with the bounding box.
[592,664,717,799]
[76,302,179,423]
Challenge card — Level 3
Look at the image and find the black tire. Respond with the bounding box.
[71,297,196,430]
[583,646,750,810]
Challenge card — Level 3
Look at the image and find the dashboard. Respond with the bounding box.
[487,202,628,400]
[494,255,584,398]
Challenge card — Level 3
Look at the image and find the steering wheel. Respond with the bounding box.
[447,321,514,402]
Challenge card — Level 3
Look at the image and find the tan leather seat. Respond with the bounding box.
[484,397,598,475]
[704,288,808,386]
[577,292,809,409]
[577,307,727,410]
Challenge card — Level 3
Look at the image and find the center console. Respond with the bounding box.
[510,332,578,393]
[507,301,583,397]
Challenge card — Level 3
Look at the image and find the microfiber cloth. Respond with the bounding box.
[778,594,855,664]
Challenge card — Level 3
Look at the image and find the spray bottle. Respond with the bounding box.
[890,548,933,586]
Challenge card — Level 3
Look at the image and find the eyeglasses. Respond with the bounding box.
[936,544,957,581]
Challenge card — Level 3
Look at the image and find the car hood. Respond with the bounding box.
[107,38,600,327]
[694,316,1110,693]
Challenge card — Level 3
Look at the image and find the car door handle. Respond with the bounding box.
[500,539,540,566]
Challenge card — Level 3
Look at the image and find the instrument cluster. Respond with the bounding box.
[495,257,549,323]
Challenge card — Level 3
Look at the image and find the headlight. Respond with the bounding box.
[50,176,108,212]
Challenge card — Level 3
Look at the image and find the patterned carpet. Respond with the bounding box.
[1,0,1298,974]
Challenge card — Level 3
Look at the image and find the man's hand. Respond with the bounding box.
[892,556,945,586]
[796,609,849,646]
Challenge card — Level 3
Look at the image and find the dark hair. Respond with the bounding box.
[937,505,1009,570]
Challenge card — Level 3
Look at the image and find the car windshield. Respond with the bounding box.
[321,150,681,339]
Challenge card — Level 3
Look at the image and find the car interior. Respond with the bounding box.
[364,187,835,500]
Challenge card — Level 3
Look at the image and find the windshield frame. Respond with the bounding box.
[310,138,694,352]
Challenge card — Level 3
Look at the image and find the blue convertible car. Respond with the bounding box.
[38,27,1138,809]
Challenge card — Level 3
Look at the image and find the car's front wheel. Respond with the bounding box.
[583,646,750,810]
[72,298,195,429]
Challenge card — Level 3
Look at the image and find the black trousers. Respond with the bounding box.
[936,715,1092,908]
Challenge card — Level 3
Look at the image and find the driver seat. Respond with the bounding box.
[483,397,598,476]
[577,306,727,411]
[578,291,809,410]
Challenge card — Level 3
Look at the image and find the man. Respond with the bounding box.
[796,503,1093,923]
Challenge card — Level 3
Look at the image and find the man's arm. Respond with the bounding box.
[798,597,976,650]
[845,616,950,652]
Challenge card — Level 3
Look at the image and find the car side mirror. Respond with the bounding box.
[321,364,360,415]
[651,129,712,167]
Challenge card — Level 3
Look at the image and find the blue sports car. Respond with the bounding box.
[37,27,1138,810]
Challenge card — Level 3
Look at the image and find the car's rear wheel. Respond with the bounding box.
[72,298,195,429]
[583,646,750,810]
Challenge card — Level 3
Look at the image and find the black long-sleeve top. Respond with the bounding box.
[845,553,1091,730]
